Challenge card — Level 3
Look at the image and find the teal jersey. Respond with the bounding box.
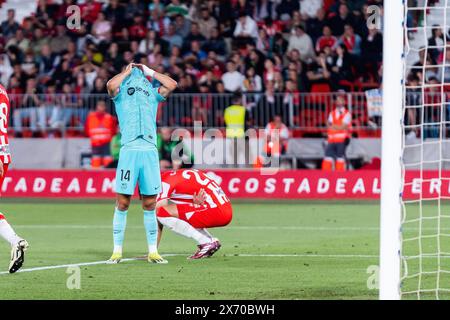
[112,67,166,147]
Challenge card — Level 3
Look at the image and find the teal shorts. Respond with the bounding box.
[115,146,161,196]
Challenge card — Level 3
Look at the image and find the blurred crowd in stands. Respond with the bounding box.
[0,0,385,138]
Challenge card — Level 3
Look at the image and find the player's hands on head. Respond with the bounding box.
[132,63,143,71]
[193,188,207,206]
[125,63,134,75]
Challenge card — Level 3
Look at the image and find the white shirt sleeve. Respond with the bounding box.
[234,22,243,37]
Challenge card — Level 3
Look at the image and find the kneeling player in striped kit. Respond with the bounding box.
[156,169,233,259]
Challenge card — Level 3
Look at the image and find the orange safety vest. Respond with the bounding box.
[86,112,116,147]
[327,108,351,143]
[264,122,288,156]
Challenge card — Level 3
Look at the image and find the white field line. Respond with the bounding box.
[1,253,449,276]
[0,253,376,275]
[12,225,450,231]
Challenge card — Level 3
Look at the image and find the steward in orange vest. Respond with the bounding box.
[322,103,351,171]
[85,100,117,168]
[254,115,289,168]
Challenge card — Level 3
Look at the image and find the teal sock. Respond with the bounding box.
[143,210,158,253]
[113,208,127,253]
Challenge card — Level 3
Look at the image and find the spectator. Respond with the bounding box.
[405,74,421,138]
[439,46,450,82]
[38,44,61,80]
[197,6,218,40]
[162,24,183,52]
[306,52,331,88]
[322,93,352,171]
[79,0,103,25]
[30,28,49,57]
[254,0,277,22]
[0,54,13,86]
[305,7,327,43]
[174,14,191,38]
[166,0,189,17]
[428,25,445,63]
[125,0,145,25]
[221,61,244,92]
[338,24,362,57]
[233,12,259,46]
[6,29,30,53]
[330,44,354,90]
[0,9,20,39]
[301,0,323,19]
[242,67,263,93]
[40,82,59,136]
[276,0,300,21]
[13,78,42,137]
[49,83,80,132]
[184,40,207,62]
[287,25,316,63]
[361,25,383,80]
[85,100,117,168]
[185,22,207,48]
[203,27,227,56]
[257,81,284,125]
[50,23,71,55]
[316,25,338,52]
[91,12,112,46]
[104,0,125,28]
[329,3,354,36]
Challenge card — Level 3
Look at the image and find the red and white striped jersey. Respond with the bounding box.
[0,84,12,164]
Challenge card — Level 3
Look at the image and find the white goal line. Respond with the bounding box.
[1,253,449,276]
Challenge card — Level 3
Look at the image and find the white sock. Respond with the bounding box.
[159,217,211,245]
[196,228,215,241]
[148,244,158,254]
[0,219,21,246]
[113,245,123,255]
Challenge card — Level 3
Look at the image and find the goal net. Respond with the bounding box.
[399,0,450,299]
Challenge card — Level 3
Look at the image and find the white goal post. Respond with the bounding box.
[380,0,404,300]
[381,0,450,300]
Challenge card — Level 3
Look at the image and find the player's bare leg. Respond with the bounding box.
[0,212,29,273]
[107,193,131,264]
[142,195,167,264]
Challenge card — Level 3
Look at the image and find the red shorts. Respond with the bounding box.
[0,164,8,193]
[158,202,233,229]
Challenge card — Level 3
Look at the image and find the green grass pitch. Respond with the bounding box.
[0,200,447,299]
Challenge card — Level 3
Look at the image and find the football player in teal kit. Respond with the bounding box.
[106,63,177,264]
